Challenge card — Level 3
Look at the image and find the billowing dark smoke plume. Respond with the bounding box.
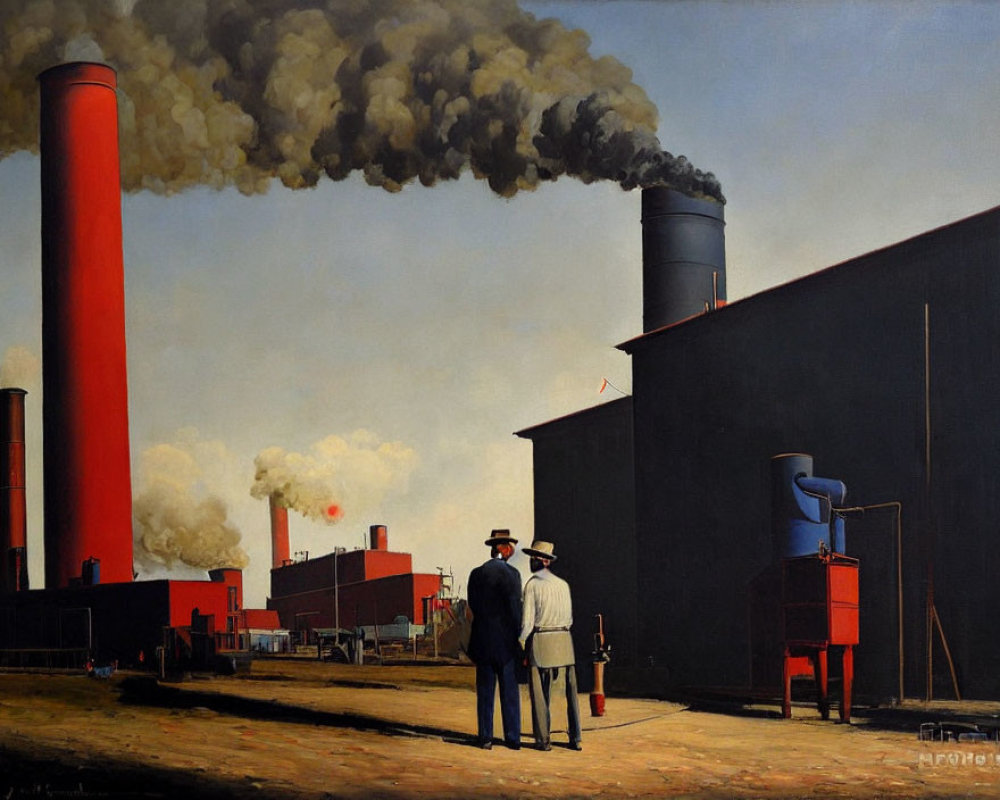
[0,0,723,200]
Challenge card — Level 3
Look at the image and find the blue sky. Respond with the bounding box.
[2,1,999,606]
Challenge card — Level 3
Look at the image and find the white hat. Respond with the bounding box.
[522,540,557,561]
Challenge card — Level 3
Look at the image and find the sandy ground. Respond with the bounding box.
[0,659,999,799]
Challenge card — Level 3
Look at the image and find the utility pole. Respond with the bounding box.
[333,546,345,644]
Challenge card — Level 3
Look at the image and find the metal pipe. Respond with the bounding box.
[38,62,133,588]
[834,500,904,701]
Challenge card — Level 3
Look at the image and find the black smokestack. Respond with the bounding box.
[0,0,722,201]
[641,186,726,332]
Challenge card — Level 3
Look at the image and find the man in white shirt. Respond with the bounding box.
[519,540,582,751]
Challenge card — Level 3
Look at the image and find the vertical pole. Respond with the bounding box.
[896,504,904,702]
[924,302,934,701]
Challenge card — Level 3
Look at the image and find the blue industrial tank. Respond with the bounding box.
[770,453,847,558]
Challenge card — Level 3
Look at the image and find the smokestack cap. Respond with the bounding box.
[642,186,724,222]
[38,61,117,90]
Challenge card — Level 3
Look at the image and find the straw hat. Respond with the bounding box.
[522,540,557,561]
[485,529,518,546]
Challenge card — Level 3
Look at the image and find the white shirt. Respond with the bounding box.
[520,568,573,645]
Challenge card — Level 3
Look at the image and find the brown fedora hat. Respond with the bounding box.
[522,540,557,561]
[484,529,518,546]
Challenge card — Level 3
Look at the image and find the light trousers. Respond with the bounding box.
[528,664,582,746]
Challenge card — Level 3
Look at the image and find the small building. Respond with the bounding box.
[267,525,441,642]
[240,609,290,653]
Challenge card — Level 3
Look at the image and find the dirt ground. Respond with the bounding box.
[0,658,998,799]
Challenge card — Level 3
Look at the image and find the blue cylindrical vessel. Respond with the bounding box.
[770,453,848,558]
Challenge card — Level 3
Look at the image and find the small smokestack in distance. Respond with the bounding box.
[369,524,388,551]
[0,387,29,593]
[269,493,290,570]
[641,187,726,332]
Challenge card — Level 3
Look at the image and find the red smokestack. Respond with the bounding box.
[1,388,29,593]
[38,62,134,588]
[369,524,388,551]
[270,493,290,569]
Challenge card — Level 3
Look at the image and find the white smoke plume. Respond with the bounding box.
[0,0,723,200]
[0,345,40,390]
[251,430,418,523]
[133,438,249,570]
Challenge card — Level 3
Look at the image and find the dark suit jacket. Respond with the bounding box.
[467,557,522,665]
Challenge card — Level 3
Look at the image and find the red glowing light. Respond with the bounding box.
[326,504,342,520]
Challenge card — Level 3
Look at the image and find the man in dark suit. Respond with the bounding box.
[467,529,523,749]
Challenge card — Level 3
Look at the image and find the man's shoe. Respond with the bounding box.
[537,742,551,751]
[570,741,583,751]
[505,740,521,750]
[478,739,493,750]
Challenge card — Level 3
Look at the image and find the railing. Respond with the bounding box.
[0,647,90,669]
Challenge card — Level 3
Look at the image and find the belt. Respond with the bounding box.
[534,626,571,633]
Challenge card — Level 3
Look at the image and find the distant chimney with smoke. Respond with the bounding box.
[270,493,291,570]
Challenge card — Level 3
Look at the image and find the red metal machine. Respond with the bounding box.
[781,552,859,721]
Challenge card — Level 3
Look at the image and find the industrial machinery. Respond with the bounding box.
[761,453,859,721]
[781,551,859,721]
[590,613,611,716]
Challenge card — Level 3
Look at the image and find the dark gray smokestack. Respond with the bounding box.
[641,186,726,332]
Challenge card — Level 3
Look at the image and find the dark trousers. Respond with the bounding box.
[528,664,582,746]
[476,658,521,745]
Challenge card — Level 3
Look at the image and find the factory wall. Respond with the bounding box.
[623,205,1000,699]
[270,549,413,598]
[522,204,1000,700]
[268,572,441,634]
[168,579,235,629]
[0,582,170,666]
[516,397,637,691]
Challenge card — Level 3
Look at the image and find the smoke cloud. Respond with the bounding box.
[0,346,40,390]
[133,439,250,570]
[251,430,418,523]
[0,0,722,200]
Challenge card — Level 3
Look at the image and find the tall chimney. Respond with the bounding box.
[641,187,726,332]
[369,524,388,551]
[0,388,29,593]
[269,493,290,569]
[39,62,134,588]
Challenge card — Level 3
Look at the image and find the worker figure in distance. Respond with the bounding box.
[466,529,523,750]
[520,540,582,751]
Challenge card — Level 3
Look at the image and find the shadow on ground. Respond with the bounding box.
[0,744,296,800]
[117,675,476,746]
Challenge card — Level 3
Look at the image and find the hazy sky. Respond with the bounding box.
[2,1,999,608]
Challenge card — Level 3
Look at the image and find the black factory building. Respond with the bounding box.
[517,188,1000,701]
